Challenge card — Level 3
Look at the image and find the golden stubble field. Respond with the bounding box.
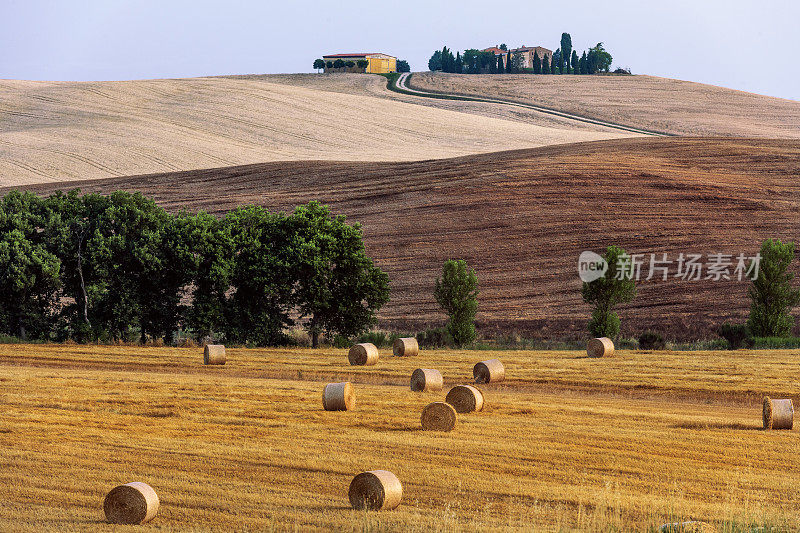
[1,345,799,531]
[409,72,800,138]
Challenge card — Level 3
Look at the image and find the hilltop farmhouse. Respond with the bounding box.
[322,53,397,74]
[483,45,552,69]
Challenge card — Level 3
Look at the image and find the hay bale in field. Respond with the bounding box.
[420,401,457,431]
[103,482,159,525]
[587,337,614,358]
[410,368,443,392]
[445,385,484,413]
[393,337,419,357]
[348,470,402,510]
[763,396,793,430]
[659,521,716,533]
[323,382,355,411]
[473,359,505,384]
[203,344,226,365]
[348,343,379,366]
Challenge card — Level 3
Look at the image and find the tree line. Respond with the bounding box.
[0,190,390,347]
[313,58,410,73]
[429,34,615,75]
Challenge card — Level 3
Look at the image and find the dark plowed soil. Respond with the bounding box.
[8,137,800,339]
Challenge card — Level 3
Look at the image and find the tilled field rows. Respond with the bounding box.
[11,137,800,338]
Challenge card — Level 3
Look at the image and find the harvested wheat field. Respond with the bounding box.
[12,137,800,339]
[0,76,631,186]
[409,72,800,138]
[1,345,798,531]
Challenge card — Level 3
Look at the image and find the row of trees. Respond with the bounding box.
[582,240,800,341]
[0,191,390,347]
[429,34,614,75]
[313,59,410,73]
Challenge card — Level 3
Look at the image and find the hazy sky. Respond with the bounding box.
[1,0,798,100]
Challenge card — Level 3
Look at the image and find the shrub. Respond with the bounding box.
[638,331,665,350]
[416,327,452,348]
[358,330,389,348]
[718,323,755,350]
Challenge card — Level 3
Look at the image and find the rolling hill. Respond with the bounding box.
[10,136,800,340]
[0,76,631,186]
[409,72,800,137]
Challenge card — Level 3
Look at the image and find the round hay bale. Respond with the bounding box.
[348,343,379,366]
[420,401,457,431]
[103,482,159,525]
[473,359,505,384]
[393,337,419,357]
[587,337,614,358]
[659,521,716,533]
[203,344,226,365]
[410,368,443,392]
[348,470,402,510]
[445,385,484,413]
[763,397,793,430]
[323,382,355,411]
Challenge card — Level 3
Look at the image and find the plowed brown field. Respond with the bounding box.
[10,136,800,339]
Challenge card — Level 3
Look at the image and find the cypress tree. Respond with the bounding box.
[455,52,463,74]
[532,50,541,74]
[506,51,512,73]
[551,49,558,74]
[560,33,572,73]
[580,51,587,74]
[541,54,550,74]
[497,54,503,73]
[571,50,579,74]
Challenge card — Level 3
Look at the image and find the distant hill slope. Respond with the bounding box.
[0,76,630,186]
[409,72,800,137]
[10,137,800,339]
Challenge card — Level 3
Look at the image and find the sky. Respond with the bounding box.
[1,0,798,101]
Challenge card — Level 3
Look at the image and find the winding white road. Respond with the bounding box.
[395,72,668,136]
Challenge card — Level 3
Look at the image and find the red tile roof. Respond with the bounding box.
[322,53,394,58]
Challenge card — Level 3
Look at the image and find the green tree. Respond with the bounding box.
[499,43,507,51]
[356,59,369,69]
[313,58,325,72]
[532,50,541,74]
[181,211,233,342]
[553,48,562,74]
[579,51,588,74]
[747,239,800,337]
[396,59,410,72]
[589,42,612,72]
[428,50,442,71]
[454,52,462,74]
[434,259,478,347]
[0,191,61,339]
[581,246,636,338]
[326,61,333,69]
[91,192,189,343]
[289,202,390,347]
[344,60,355,68]
[541,54,550,74]
[571,50,579,74]
[561,33,572,73]
[506,51,512,73]
[333,58,345,69]
[224,206,296,346]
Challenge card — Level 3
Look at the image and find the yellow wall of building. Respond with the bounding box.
[366,56,396,74]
